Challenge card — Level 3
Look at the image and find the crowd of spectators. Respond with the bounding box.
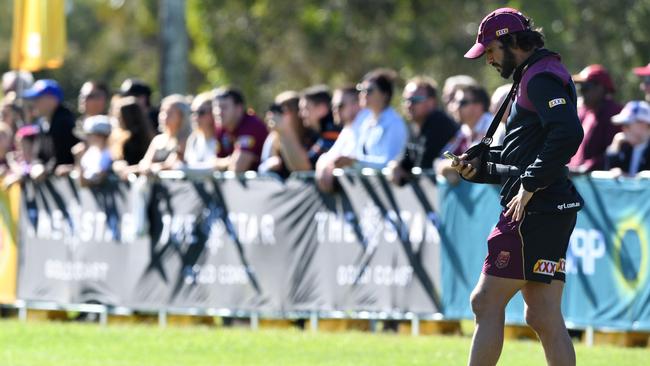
[1,61,650,189]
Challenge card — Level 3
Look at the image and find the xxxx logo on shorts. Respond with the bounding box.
[557,258,566,274]
[533,259,557,276]
[495,251,511,269]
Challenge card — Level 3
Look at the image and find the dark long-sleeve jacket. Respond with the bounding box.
[471,52,584,213]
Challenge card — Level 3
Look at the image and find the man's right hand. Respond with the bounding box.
[451,153,481,180]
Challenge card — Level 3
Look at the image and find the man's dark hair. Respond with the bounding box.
[363,68,397,105]
[301,84,332,106]
[498,29,545,52]
[214,86,245,106]
[408,76,438,99]
[337,85,359,100]
[461,85,490,112]
[88,80,110,98]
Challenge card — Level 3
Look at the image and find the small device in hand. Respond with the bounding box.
[443,150,460,165]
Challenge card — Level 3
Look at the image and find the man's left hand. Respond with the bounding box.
[505,184,534,221]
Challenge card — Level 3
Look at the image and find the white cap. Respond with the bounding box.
[82,115,112,136]
[611,101,650,125]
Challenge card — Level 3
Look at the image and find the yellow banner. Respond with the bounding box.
[10,0,67,71]
[0,183,21,303]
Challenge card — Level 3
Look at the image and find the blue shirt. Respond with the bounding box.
[353,106,408,169]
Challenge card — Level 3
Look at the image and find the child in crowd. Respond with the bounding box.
[4,124,43,186]
[77,115,113,186]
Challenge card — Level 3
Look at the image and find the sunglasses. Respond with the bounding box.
[457,99,476,107]
[192,108,211,116]
[403,95,428,105]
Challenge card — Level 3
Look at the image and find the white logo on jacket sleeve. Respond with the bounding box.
[548,98,566,108]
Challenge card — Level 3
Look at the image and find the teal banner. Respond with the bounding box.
[439,176,650,330]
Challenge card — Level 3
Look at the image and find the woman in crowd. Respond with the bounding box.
[110,96,155,178]
[138,94,192,175]
[183,91,218,169]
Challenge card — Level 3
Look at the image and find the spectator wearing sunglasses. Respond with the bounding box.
[447,84,493,155]
[184,91,219,169]
[568,64,622,173]
[388,76,459,185]
[633,62,650,103]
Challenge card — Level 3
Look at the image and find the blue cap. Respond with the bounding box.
[22,79,63,101]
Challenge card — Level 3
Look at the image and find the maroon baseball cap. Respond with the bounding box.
[572,64,615,93]
[633,62,650,77]
[465,8,531,59]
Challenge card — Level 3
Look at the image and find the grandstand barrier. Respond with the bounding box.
[2,171,650,340]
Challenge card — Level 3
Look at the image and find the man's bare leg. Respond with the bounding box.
[521,280,575,366]
[467,274,526,366]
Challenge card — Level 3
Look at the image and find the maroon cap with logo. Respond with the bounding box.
[465,8,531,59]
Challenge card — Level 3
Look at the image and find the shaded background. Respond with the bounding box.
[1,0,649,112]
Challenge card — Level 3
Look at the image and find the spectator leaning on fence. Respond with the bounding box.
[568,64,622,173]
[315,86,363,192]
[606,100,650,176]
[447,84,493,155]
[213,87,268,172]
[275,85,340,173]
[389,76,460,186]
[74,115,113,186]
[258,90,303,178]
[184,91,219,169]
[138,94,192,175]
[110,96,155,179]
[633,62,650,103]
[4,124,42,187]
[22,79,79,174]
[332,69,407,170]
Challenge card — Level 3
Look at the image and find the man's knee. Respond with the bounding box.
[470,288,499,318]
[525,305,559,333]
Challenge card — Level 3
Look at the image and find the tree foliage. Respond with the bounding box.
[1,0,649,111]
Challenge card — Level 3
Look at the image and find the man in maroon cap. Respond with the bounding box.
[633,62,650,103]
[454,7,583,366]
[568,64,622,173]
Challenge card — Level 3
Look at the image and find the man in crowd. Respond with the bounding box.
[78,80,110,120]
[23,79,79,171]
[213,87,268,172]
[389,76,459,185]
[315,85,363,191]
[447,84,493,155]
[606,100,650,176]
[2,71,33,96]
[332,69,407,170]
[274,85,340,172]
[568,64,622,173]
[633,62,650,103]
[455,8,583,366]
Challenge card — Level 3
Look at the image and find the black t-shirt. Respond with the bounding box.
[400,109,459,171]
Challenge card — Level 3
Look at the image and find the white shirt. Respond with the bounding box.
[184,131,219,168]
[80,146,112,180]
[326,109,368,159]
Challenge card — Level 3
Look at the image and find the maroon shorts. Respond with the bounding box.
[482,211,577,284]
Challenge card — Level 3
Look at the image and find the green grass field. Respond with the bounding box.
[0,320,648,365]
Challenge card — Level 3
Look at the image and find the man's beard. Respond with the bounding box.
[499,46,517,79]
